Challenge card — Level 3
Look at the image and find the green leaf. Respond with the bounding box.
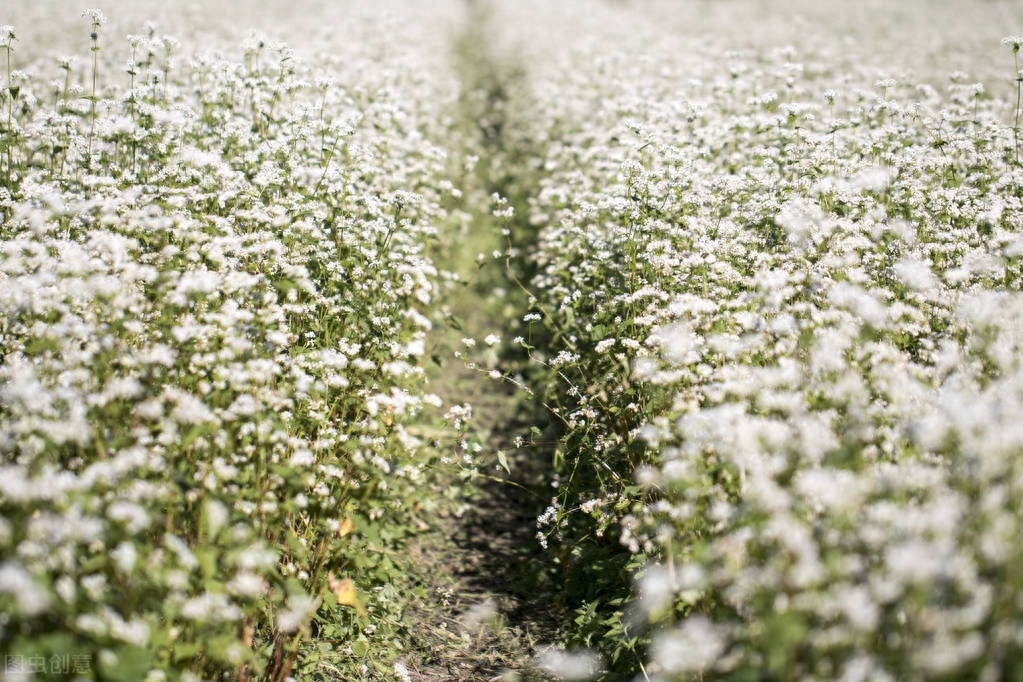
[172,641,201,663]
[99,646,155,682]
[497,450,510,475]
[285,530,310,562]
[195,546,218,579]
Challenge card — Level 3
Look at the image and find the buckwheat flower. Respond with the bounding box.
[104,607,149,646]
[276,593,319,632]
[164,534,198,570]
[484,333,501,346]
[651,616,727,673]
[461,337,476,347]
[0,562,51,615]
[55,575,76,603]
[77,612,107,637]
[794,468,867,513]
[894,257,939,292]
[111,542,137,574]
[383,360,413,377]
[886,538,948,584]
[838,655,892,682]
[648,323,701,365]
[535,646,602,681]
[169,392,217,425]
[406,338,426,356]
[227,572,268,599]
[635,564,679,618]
[107,501,150,534]
[290,448,314,466]
[1002,36,1023,51]
[352,357,375,371]
[81,573,108,601]
[851,165,892,192]
[236,544,277,571]
[181,592,242,622]
[204,499,228,535]
[394,662,414,682]
[838,584,880,631]
[829,282,888,328]
[81,9,106,28]
[266,330,290,346]
[776,196,827,245]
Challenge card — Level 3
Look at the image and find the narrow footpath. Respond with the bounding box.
[397,8,563,680]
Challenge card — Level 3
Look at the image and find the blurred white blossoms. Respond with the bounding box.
[535,646,603,681]
[651,617,727,674]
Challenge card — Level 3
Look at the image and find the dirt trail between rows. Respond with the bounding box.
[404,341,559,681]
[392,7,567,677]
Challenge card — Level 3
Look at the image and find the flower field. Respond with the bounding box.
[0,2,469,679]
[3,0,1023,680]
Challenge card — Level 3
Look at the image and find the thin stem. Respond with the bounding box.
[87,24,100,176]
[4,44,12,202]
[128,44,137,175]
[1014,51,1021,164]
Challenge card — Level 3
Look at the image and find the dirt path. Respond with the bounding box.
[401,363,559,681]
[401,208,560,680]
[394,9,566,676]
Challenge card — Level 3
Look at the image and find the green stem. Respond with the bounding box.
[4,45,12,207]
[129,44,137,175]
[1014,51,1021,164]
[86,17,102,179]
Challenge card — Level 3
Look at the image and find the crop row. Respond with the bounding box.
[497,2,1023,680]
[0,3,468,679]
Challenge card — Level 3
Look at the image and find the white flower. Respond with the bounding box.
[111,542,137,574]
[81,8,106,27]
[181,592,242,622]
[276,594,319,632]
[535,646,602,681]
[894,258,938,292]
[0,562,51,616]
[651,616,727,673]
[227,572,268,599]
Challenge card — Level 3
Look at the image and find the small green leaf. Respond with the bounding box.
[497,450,510,474]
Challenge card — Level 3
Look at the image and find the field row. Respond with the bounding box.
[491,2,1023,680]
[1,3,474,679]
